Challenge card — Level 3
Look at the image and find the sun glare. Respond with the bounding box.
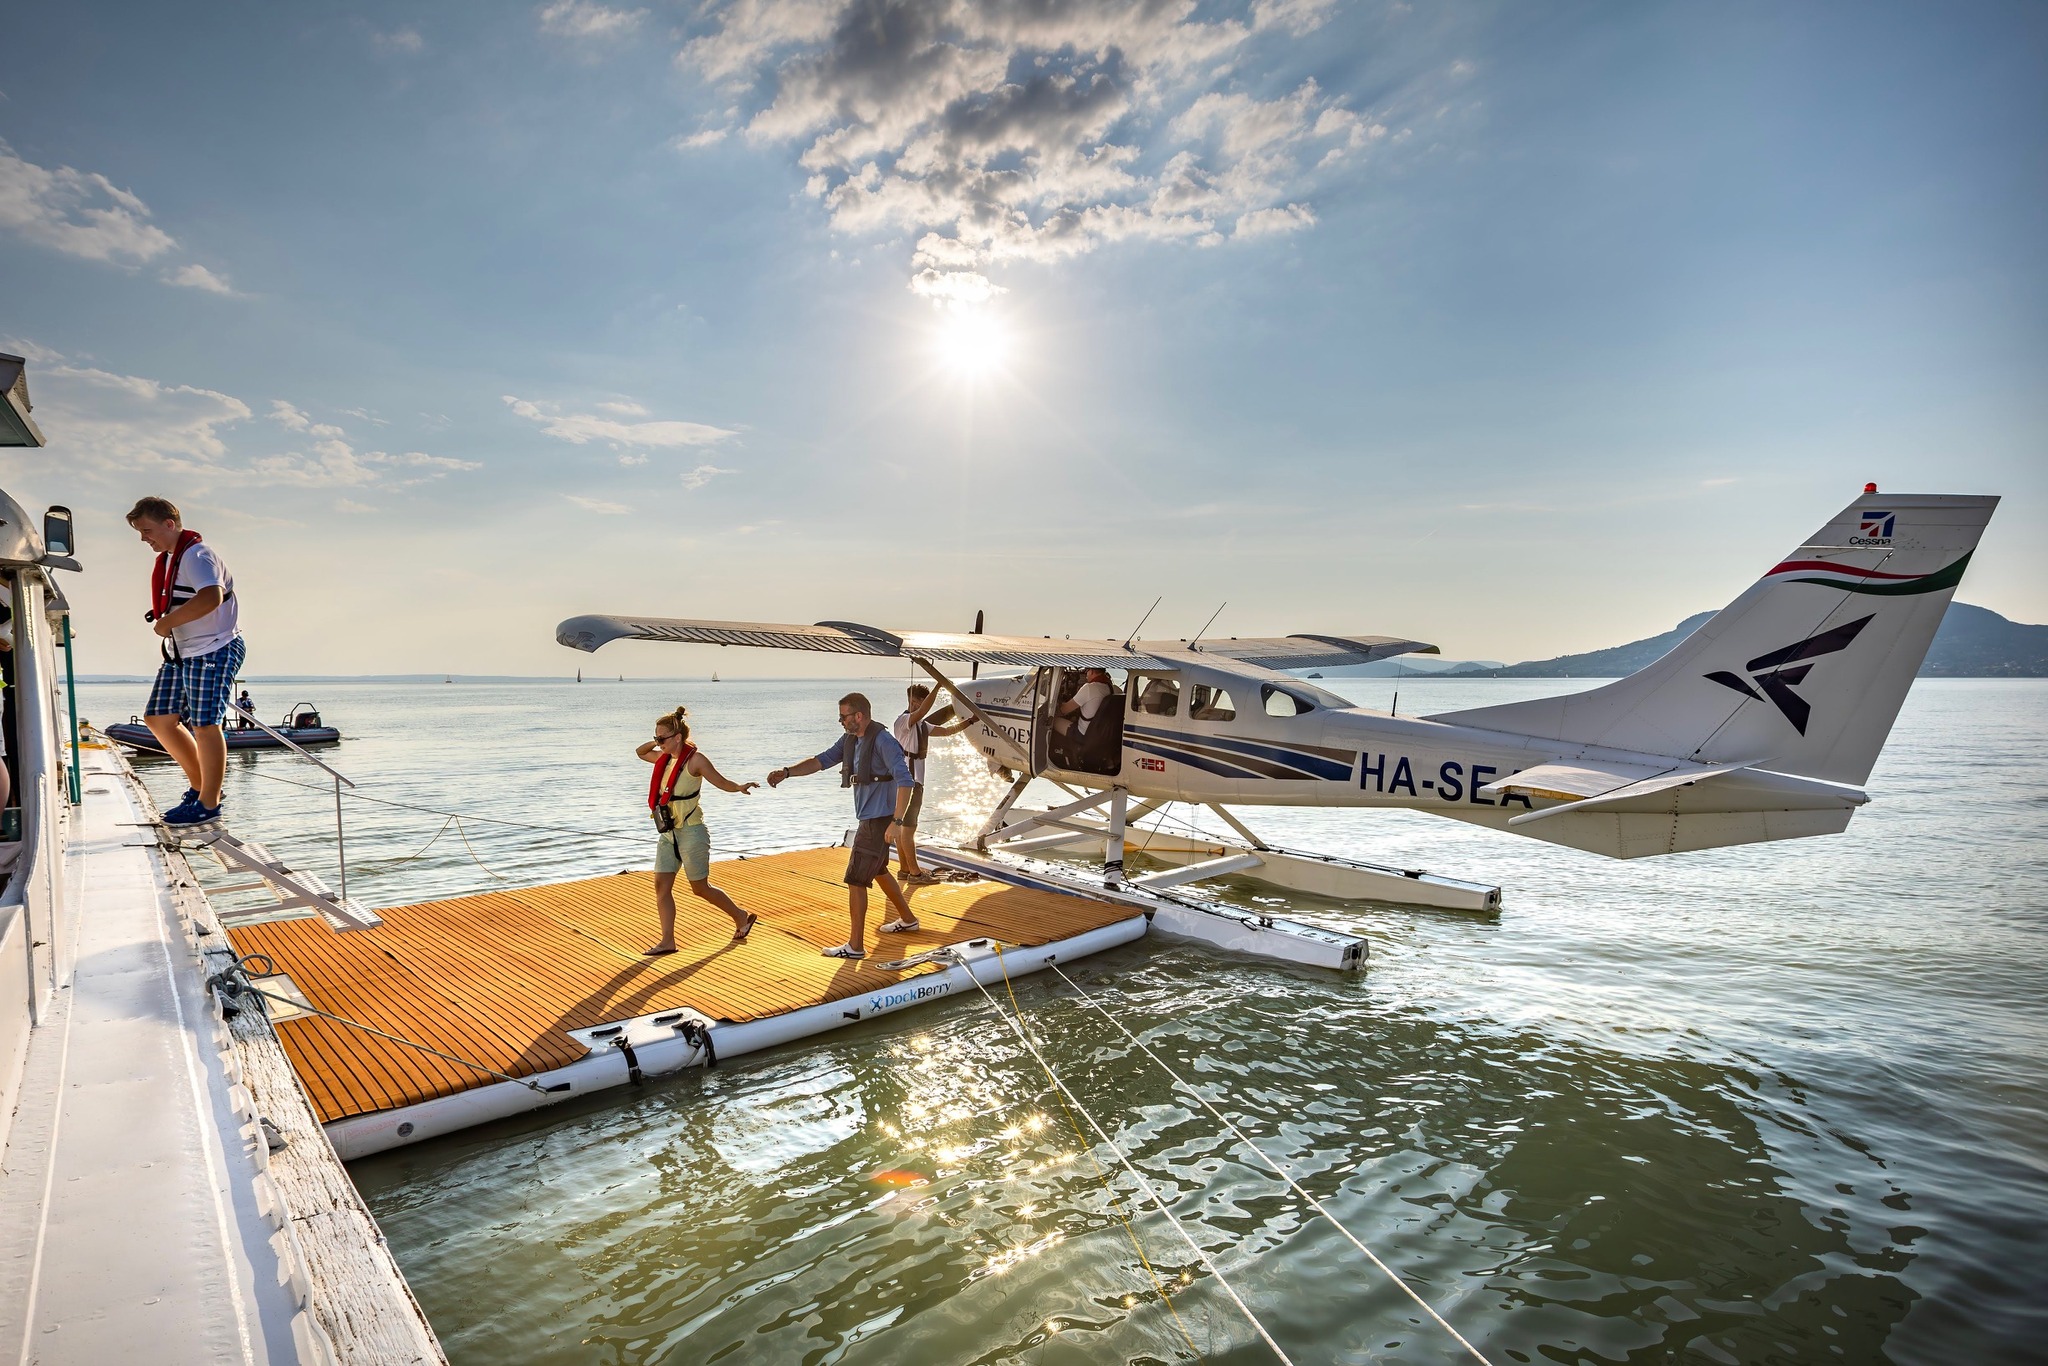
[932,309,1013,378]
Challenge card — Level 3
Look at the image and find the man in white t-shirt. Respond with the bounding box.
[889,682,971,884]
[1053,668,1114,736]
[129,496,247,827]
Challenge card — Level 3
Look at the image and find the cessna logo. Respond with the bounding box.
[1850,510,1895,546]
[1704,614,1873,735]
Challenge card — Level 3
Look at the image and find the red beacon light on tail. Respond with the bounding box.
[1864,482,1879,493]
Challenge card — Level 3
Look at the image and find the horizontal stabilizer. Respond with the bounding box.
[1480,757,1758,803]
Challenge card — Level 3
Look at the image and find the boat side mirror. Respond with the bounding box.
[42,506,74,557]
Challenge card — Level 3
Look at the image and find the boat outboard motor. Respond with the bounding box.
[292,708,322,729]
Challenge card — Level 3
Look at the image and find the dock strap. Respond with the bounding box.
[678,1019,717,1068]
[613,1037,645,1086]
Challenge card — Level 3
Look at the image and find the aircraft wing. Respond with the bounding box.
[1145,635,1441,670]
[556,614,1165,670]
[558,615,1441,672]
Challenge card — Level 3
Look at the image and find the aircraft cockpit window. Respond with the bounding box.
[1131,675,1180,717]
[1261,685,1314,717]
[1188,684,1236,722]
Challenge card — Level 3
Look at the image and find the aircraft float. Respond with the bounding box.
[559,490,1997,930]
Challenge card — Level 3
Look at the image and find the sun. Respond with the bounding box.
[931,308,1013,378]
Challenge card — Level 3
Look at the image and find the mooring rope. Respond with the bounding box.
[969,945,1295,1365]
[1047,963,1494,1365]
[207,954,569,1097]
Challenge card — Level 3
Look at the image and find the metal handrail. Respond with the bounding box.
[229,700,357,902]
[231,704,354,789]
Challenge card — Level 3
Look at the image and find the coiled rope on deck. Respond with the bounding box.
[1047,963,1493,1365]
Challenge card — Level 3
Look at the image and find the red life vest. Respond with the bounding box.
[648,744,699,809]
[150,529,204,619]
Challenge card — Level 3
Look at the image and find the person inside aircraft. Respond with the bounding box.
[1053,667,1115,740]
[1049,667,1123,773]
[1188,683,1236,721]
[1133,677,1179,716]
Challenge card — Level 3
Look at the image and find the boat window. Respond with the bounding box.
[1130,674,1180,717]
[1188,684,1235,722]
[1262,685,1314,717]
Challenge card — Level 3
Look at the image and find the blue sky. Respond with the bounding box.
[3,0,2042,677]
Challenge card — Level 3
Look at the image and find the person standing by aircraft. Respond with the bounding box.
[129,496,244,828]
[890,682,972,885]
[637,705,759,955]
[767,692,920,958]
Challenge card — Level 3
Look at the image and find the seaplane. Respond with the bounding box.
[558,489,1996,950]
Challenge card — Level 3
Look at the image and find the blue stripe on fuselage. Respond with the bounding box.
[1125,724,1352,781]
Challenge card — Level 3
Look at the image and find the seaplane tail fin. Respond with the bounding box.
[1432,491,1999,786]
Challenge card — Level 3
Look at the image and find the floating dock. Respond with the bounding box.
[223,849,1148,1158]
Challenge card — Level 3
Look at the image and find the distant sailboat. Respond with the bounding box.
[712,670,720,683]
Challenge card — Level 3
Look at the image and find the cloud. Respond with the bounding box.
[1233,202,1314,238]
[334,499,378,514]
[373,27,425,55]
[565,494,633,514]
[681,463,736,491]
[594,399,650,416]
[162,263,238,295]
[0,138,178,264]
[268,399,345,439]
[540,0,645,39]
[30,362,251,475]
[503,394,736,450]
[244,444,480,488]
[671,128,731,150]
[11,350,481,493]
[671,0,1377,303]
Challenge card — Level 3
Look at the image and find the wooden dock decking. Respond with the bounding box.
[224,849,1133,1125]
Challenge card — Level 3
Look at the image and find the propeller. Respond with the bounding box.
[971,609,984,679]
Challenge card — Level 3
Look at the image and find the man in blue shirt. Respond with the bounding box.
[768,691,921,958]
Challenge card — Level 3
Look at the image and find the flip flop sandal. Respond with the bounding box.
[822,944,866,960]
[732,913,758,942]
[642,946,678,957]
[879,920,922,934]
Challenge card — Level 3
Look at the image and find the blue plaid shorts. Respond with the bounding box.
[145,636,247,728]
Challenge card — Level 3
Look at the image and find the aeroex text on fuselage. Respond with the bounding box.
[559,489,1997,909]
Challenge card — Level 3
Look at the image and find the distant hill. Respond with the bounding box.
[1309,656,1506,678]
[1447,602,2048,678]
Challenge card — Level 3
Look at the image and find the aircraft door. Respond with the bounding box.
[1035,666,1128,779]
[1027,667,1055,776]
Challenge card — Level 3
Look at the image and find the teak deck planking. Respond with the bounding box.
[224,848,1132,1125]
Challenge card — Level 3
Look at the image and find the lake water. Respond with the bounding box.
[74,677,2048,1364]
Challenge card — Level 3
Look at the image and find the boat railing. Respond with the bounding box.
[0,558,76,1150]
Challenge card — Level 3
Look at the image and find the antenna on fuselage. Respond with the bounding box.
[1187,601,1227,653]
[1121,596,1162,651]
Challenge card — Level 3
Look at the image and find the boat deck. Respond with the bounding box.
[225,849,1135,1125]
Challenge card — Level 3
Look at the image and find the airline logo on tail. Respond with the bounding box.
[1853,511,1896,545]
[1704,615,1873,735]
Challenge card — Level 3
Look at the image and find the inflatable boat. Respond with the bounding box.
[104,702,341,753]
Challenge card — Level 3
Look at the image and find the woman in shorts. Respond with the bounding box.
[638,705,758,955]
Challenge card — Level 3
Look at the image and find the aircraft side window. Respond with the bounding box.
[1261,685,1313,717]
[1132,676,1180,716]
[1188,684,1235,721]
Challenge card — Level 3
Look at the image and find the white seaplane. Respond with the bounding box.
[559,489,1995,941]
